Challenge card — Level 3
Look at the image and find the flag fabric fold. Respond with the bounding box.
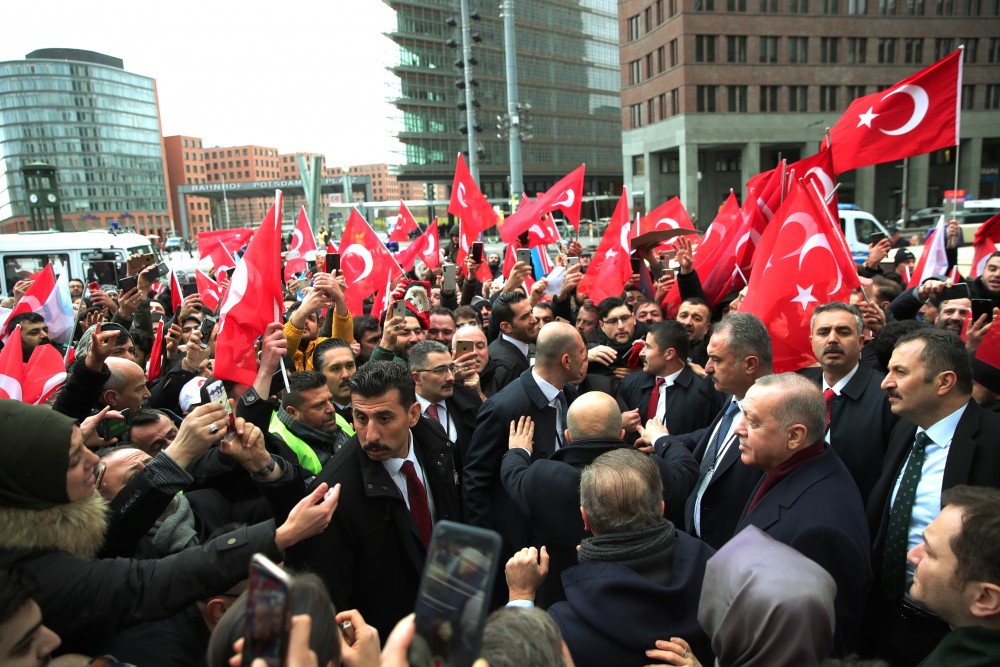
[906,217,949,288]
[448,154,499,236]
[195,270,222,312]
[578,188,632,303]
[397,219,442,272]
[971,212,1000,277]
[390,202,420,243]
[24,344,67,405]
[4,265,75,345]
[339,209,404,317]
[0,326,25,401]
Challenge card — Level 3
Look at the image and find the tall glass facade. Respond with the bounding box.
[386,0,623,197]
[0,49,170,232]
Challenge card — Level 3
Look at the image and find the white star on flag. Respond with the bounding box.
[857,107,878,128]
[605,248,617,258]
[791,284,819,311]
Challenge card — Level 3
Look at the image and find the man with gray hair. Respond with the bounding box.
[500,391,697,604]
[732,372,871,656]
[504,448,714,667]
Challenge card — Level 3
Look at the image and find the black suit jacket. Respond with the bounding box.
[799,364,898,502]
[735,446,872,655]
[261,418,461,640]
[619,365,724,436]
[655,402,764,549]
[463,369,577,554]
[487,336,530,388]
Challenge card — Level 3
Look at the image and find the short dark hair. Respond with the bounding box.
[895,328,973,394]
[349,360,415,409]
[714,312,773,370]
[408,340,450,372]
[0,567,38,628]
[873,320,923,372]
[353,314,380,340]
[313,337,352,371]
[597,296,630,321]
[811,302,863,336]
[281,370,328,411]
[491,291,528,328]
[578,300,598,316]
[453,305,482,326]
[872,276,902,305]
[130,328,155,359]
[532,301,554,316]
[129,408,169,430]
[680,296,709,310]
[429,307,455,322]
[647,320,689,359]
[5,312,44,336]
[942,485,1000,587]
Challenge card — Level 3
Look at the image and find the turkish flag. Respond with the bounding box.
[578,188,632,303]
[693,193,747,307]
[170,270,184,314]
[0,326,25,401]
[500,166,585,243]
[971,212,1000,277]
[740,180,861,372]
[23,343,66,405]
[827,49,962,174]
[454,221,493,283]
[448,154,499,235]
[789,148,838,220]
[506,194,562,248]
[907,218,950,288]
[339,209,404,317]
[641,197,695,249]
[3,265,75,345]
[288,206,318,259]
[195,270,221,312]
[744,160,787,221]
[198,228,253,259]
[146,320,165,383]
[215,192,286,387]
[327,240,339,254]
[390,202,420,243]
[205,244,237,278]
[397,219,442,271]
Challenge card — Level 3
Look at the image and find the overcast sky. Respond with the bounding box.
[2,0,404,166]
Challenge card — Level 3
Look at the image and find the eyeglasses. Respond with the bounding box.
[414,364,458,375]
[601,314,633,326]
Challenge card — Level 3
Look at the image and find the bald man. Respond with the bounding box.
[500,391,697,605]
[101,357,152,413]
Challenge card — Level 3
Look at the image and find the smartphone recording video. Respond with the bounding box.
[242,554,292,667]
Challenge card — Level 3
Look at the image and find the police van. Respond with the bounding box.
[0,230,160,298]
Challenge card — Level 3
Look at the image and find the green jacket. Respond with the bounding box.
[268,411,354,475]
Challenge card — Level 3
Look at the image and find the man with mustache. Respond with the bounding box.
[799,302,899,501]
[313,337,357,426]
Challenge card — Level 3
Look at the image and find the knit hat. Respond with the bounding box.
[0,401,76,509]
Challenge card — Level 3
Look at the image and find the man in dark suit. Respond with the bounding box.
[464,322,588,558]
[866,329,1000,666]
[619,320,724,443]
[799,302,898,501]
[637,313,769,549]
[486,290,539,389]
[733,373,872,655]
[245,361,462,640]
[499,391,698,604]
[408,339,482,478]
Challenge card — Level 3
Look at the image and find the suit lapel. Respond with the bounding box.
[942,400,981,490]
[522,370,560,458]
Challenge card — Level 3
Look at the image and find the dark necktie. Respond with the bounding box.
[881,431,931,599]
[425,403,440,422]
[647,377,666,423]
[699,402,741,478]
[400,460,432,548]
[556,391,569,449]
[824,388,835,431]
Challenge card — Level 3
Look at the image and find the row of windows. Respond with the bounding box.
[626,0,679,41]
[627,83,1000,127]
[206,147,278,159]
[693,0,995,14]
[180,138,203,148]
[1,123,160,144]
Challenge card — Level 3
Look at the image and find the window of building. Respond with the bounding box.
[964,38,978,62]
[728,36,748,62]
[648,98,657,122]
[935,0,953,12]
[760,0,778,8]
[848,0,868,11]
[629,59,642,84]
[728,85,748,111]
[697,85,717,111]
[822,0,839,11]
[821,37,839,62]
[631,103,644,128]
[660,155,680,173]
[990,38,1000,63]
[627,15,641,40]
[656,0,665,22]
[789,85,809,111]
[986,84,1000,109]
[715,152,742,172]
[695,0,716,10]
[760,36,778,62]
[847,38,867,63]
[760,85,779,111]
[962,85,975,109]
[727,0,747,9]
[820,85,839,110]
[670,39,679,66]
[645,6,653,30]
[847,85,867,100]
[657,46,666,71]
[658,93,668,118]
[906,0,926,12]
[790,0,809,11]
[935,38,954,59]
[646,52,654,75]
[669,0,678,16]
[880,0,897,11]
[964,0,981,12]
[878,37,897,62]
[696,35,718,62]
[670,88,680,114]
[789,37,809,63]
[905,38,923,62]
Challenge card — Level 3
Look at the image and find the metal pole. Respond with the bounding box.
[459,0,479,184]
[900,157,909,225]
[502,0,523,198]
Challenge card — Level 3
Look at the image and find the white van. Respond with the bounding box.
[837,209,891,264]
[0,230,160,298]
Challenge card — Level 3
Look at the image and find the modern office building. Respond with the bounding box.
[0,49,173,235]
[618,0,1000,223]
[385,0,624,206]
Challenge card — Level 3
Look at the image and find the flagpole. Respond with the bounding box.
[951,142,962,220]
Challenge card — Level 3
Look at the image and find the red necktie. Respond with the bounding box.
[425,403,440,422]
[824,388,835,431]
[647,377,666,422]
[400,460,432,548]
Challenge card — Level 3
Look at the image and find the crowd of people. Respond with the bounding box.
[1,230,999,667]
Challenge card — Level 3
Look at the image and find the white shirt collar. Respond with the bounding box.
[658,367,684,387]
[822,363,860,395]
[381,430,418,476]
[531,368,561,404]
[921,402,969,448]
[501,333,530,358]
[416,394,446,414]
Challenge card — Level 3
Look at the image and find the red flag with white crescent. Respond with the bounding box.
[390,202,420,243]
[578,188,632,303]
[288,206,318,260]
[23,343,66,405]
[339,209,404,317]
[195,270,221,312]
[0,326,25,401]
[448,154,500,235]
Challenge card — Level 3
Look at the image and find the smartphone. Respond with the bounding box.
[199,315,218,347]
[155,262,170,278]
[137,253,156,268]
[94,461,107,490]
[326,253,340,273]
[392,300,409,321]
[515,248,532,266]
[443,263,457,292]
[630,257,641,274]
[181,281,199,298]
[455,339,474,357]
[568,256,580,267]
[869,232,887,245]
[410,522,502,667]
[471,242,484,263]
[96,408,131,441]
[151,312,163,323]
[663,268,676,280]
[939,282,970,302]
[206,379,237,436]
[118,275,138,293]
[242,554,292,667]
[87,281,100,293]
[972,298,994,323]
[296,275,308,290]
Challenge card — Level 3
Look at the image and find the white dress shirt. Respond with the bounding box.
[651,368,684,423]
[531,369,565,449]
[416,394,456,442]
[382,430,436,517]
[822,362,859,443]
[693,399,744,536]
